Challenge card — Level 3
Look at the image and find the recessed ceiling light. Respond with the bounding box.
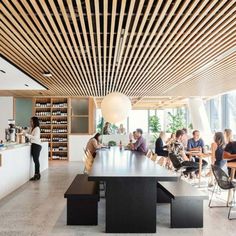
[0,69,6,73]
[42,71,52,77]
[24,84,29,87]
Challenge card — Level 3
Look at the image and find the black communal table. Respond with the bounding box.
[88,147,179,233]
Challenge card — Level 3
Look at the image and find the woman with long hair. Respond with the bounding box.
[214,132,227,169]
[24,116,42,181]
[86,133,103,158]
[224,128,233,144]
[155,131,168,157]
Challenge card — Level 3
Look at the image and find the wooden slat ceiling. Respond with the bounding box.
[0,0,236,101]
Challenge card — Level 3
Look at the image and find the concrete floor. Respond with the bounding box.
[0,161,235,236]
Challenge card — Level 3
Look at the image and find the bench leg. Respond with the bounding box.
[156,186,171,203]
[67,199,98,225]
[171,197,204,228]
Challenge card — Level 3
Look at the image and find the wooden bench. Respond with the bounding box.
[64,174,99,225]
[157,180,208,228]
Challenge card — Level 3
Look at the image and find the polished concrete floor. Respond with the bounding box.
[0,161,235,236]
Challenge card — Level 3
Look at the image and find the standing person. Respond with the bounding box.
[24,117,42,181]
[131,128,148,154]
[103,122,111,135]
[86,133,103,158]
[224,128,233,144]
[155,131,168,157]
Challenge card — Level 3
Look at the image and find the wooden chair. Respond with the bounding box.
[83,148,93,173]
[151,152,157,162]
[146,149,152,158]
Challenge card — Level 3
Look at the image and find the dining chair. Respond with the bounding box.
[83,148,93,173]
[146,149,152,158]
[209,165,236,220]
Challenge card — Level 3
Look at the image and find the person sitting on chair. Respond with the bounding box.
[131,128,148,154]
[187,130,208,170]
[103,122,111,135]
[168,130,199,176]
[86,133,103,158]
[155,131,168,157]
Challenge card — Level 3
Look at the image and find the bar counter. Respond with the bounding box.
[0,142,48,200]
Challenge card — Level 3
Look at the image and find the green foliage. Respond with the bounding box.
[188,123,193,130]
[149,115,161,133]
[96,117,104,133]
[167,111,186,133]
[108,140,117,146]
[149,115,161,143]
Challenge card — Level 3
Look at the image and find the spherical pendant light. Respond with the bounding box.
[101,92,132,123]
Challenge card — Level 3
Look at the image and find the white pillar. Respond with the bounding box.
[188,97,212,145]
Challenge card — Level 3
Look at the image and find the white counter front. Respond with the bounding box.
[0,142,48,200]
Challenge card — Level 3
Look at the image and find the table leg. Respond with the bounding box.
[227,168,236,206]
[198,157,203,188]
[105,177,157,233]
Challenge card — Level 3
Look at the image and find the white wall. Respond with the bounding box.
[0,97,14,141]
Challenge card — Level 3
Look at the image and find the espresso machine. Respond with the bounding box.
[5,119,16,142]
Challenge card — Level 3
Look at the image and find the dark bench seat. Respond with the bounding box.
[157,180,208,228]
[64,174,99,225]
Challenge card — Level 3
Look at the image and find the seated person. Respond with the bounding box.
[103,122,111,135]
[131,128,148,154]
[187,130,208,169]
[224,140,236,161]
[86,133,103,157]
[187,130,204,151]
[155,131,168,157]
[168,130,199,176]
[224,128,233,144]
[213,132,227,170]
[166,132,176,145]
[117,124,126,135]
[223,139,236,176]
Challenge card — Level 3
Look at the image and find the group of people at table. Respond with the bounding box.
[86,125,236,178]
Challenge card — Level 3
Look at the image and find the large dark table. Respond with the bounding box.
[88,147,179,233]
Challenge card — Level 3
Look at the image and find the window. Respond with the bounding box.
[210,96,221,132]
[128,110,149,133]
[227,91,236,134]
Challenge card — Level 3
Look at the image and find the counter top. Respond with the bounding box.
[0,143,30,152]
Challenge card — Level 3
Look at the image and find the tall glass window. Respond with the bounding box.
[227,91,236,133]
[128,110,149,133]
[210,96,221,132]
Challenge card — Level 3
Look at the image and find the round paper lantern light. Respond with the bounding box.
[101,92,132,123]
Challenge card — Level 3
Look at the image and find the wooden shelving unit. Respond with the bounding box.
[33,97,69,161]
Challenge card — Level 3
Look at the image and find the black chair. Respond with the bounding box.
[169,153,194,175]
[209,165,236,220]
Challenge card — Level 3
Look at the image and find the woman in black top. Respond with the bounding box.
[214,132,227,169]
[155,131,168,157]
